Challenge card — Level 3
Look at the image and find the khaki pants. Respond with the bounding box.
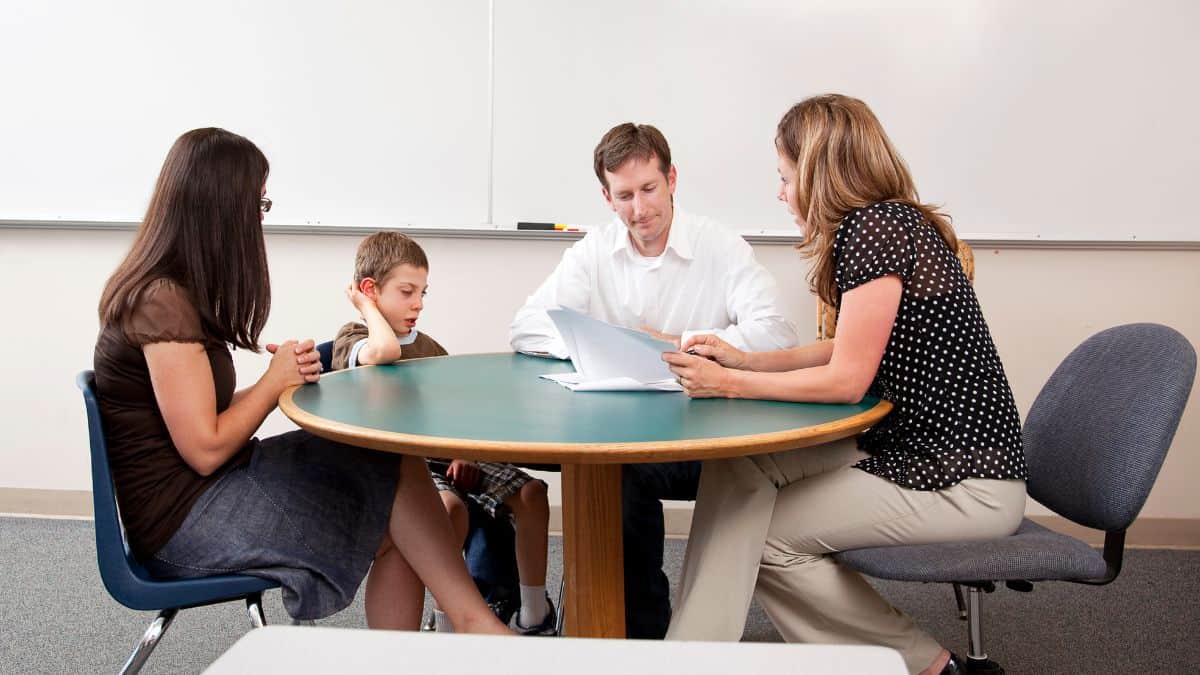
[666,439,1026,675]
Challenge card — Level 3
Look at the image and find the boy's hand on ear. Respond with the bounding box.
[345,282,376,315]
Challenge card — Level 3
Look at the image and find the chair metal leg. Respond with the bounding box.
[952,583,967,620]
[555,577,565,636]
[964,586,1004,674]
[966,587,986,661]
[119,608,178,675]
[246,592,267,628]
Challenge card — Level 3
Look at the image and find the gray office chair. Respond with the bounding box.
[834,323,1196,674]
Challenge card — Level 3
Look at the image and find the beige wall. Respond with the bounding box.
[1,228,1197,520]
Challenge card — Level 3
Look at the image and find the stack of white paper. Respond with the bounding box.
[540,308,683,392]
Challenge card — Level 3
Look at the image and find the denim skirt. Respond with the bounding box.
[145,430,402,620]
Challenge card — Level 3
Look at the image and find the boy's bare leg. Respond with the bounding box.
[364,535,424,630]
[388,454,510,635]
[505,479,553,630]
[506,480,550,587]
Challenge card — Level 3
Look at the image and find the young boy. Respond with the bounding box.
[331,231,556,635]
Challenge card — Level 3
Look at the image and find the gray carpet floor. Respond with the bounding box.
[2,516,1197,674]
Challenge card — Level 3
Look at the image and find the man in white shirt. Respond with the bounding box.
[509,123,797,638]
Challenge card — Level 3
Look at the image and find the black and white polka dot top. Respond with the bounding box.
[833,202,1027,490]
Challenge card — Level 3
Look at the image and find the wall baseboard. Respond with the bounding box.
[0,488,92,519]
[5,488,1198,549]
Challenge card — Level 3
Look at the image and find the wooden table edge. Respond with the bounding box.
[278,382,893,464]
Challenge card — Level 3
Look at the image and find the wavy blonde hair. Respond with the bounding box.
[776,94,957,308]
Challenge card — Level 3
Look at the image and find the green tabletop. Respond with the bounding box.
[281,353,889,463]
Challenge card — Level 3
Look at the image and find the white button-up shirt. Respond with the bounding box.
[509,208,798,358]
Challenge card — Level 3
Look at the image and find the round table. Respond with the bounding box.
[279,353,892,638]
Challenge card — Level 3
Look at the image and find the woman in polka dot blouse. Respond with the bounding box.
[661,94,1028,675]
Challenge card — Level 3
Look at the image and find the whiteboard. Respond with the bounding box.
[3,1,1197,241]
[492,0,1200,241]
[0,0,492,228]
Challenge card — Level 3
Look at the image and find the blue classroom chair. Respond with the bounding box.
[316,340,334,374]
[835,324,1196,674]
[77,371,279,675]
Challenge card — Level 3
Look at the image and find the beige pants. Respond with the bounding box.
[667,439,1026,675]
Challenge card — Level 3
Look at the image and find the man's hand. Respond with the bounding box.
[641,327,681,350]
[446,459,482,492]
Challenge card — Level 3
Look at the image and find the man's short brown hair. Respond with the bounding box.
[593,123,672,189]
[354,231,429,283]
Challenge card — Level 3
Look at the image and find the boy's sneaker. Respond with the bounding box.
[421,608,454,632]
[507,595,557,636]
[488,597,517,626]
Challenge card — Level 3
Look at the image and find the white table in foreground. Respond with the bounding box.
[203,626,905,674]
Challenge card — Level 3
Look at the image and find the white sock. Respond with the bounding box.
[433,607,454,633]
[518,584,549,627]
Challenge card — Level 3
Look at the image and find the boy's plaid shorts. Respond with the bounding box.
[426,459,541,518]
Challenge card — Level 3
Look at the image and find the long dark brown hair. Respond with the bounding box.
[776,94,957,309]
[98,127,271,351]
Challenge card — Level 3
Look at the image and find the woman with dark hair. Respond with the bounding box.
[662,96,1028,674]
[93,127,509,632]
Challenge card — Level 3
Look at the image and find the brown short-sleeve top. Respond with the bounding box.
[93,278,253,560]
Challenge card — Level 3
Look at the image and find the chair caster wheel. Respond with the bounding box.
[966,657,1004,674]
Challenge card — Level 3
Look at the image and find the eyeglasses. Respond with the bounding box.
[259,197,273,213]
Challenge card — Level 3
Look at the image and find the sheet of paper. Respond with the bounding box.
[540,372,683,392]
[544,308,682,392]
[515,348,567,360]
